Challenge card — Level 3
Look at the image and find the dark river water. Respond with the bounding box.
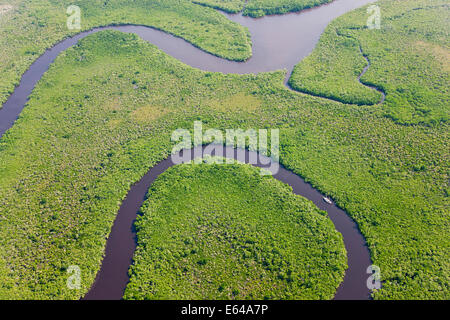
[0,0,378,300]
[84,146,372,300]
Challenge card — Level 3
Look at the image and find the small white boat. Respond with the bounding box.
[323,197,333,204]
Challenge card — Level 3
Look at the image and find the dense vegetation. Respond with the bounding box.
[192,0,246,13]
[244,0,332,18]
[0,0,448,300]
[0,0,252,107]
[191,0,332,17]
[124,163,346,299]
[289,0,449,125]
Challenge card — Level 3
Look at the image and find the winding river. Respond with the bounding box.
[0,0,380,300]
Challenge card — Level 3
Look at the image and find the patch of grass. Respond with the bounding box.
[193,0,333,17]
[206,92,262,113]
[289,0,450,125]
[191,0,246,13]
[124,163,346,300]
[131,105,168,124]
[288,29,383,105]
[244,0,332,17]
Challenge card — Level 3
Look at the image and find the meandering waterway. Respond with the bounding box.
[0,0,380,300]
